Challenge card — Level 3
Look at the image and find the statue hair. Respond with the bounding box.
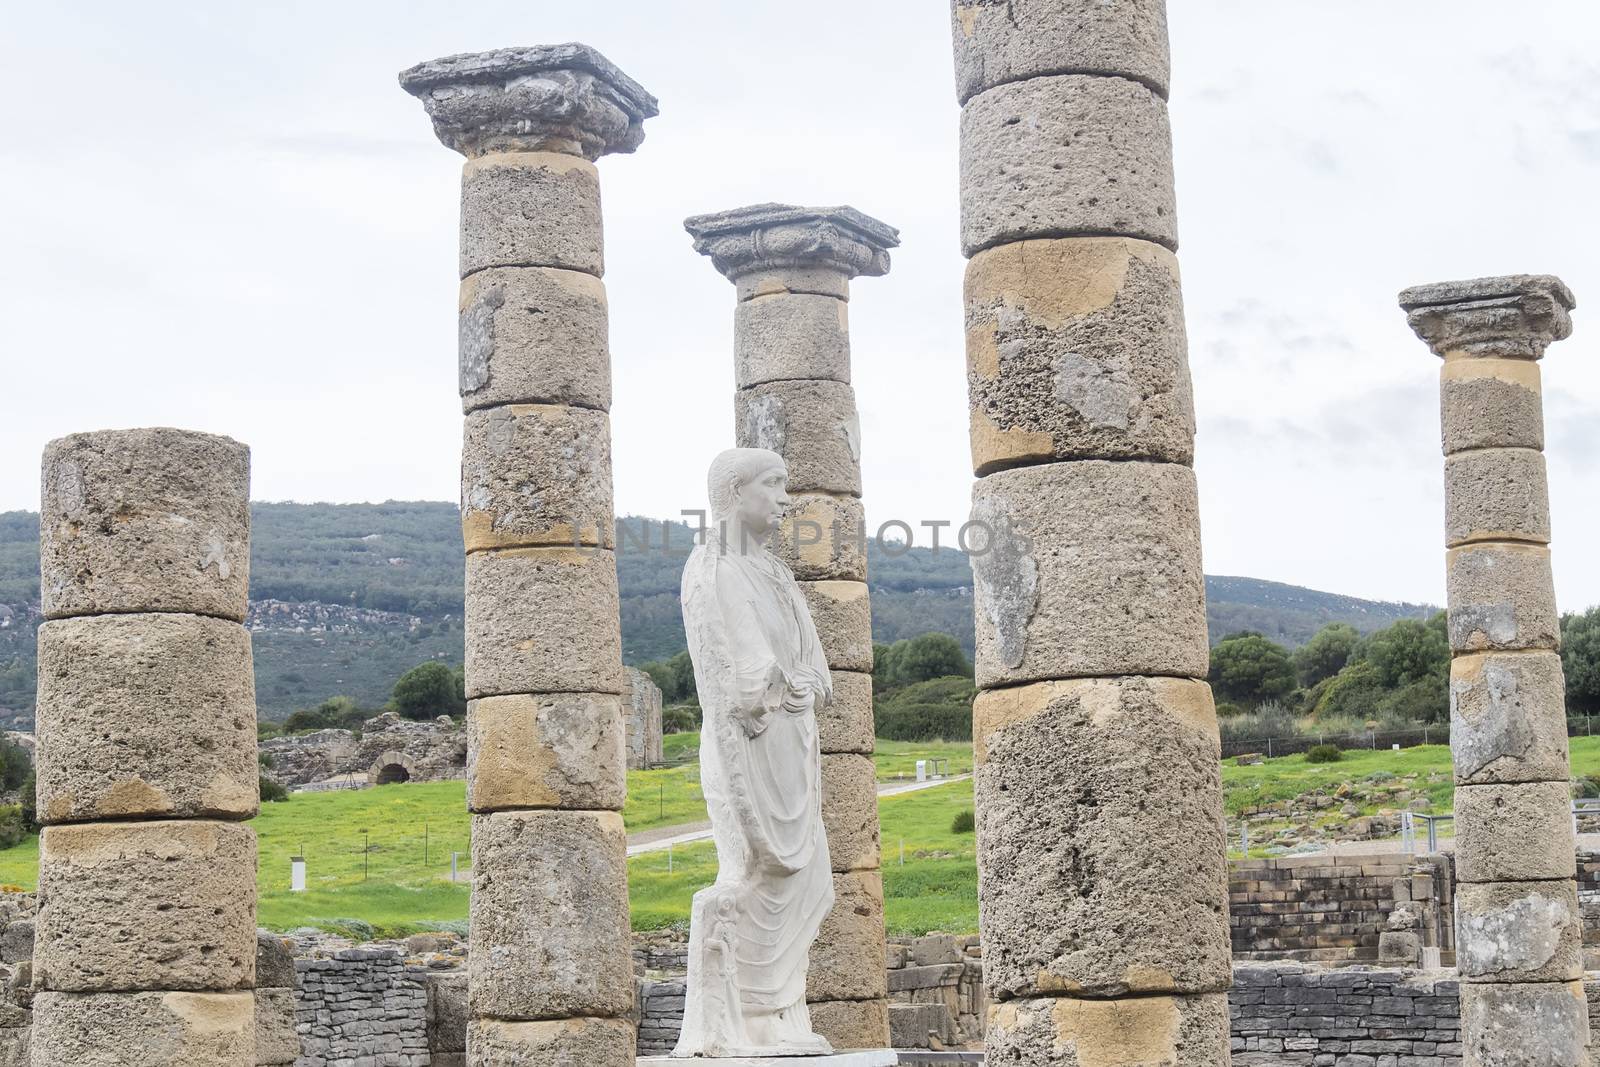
[707,447,787,520]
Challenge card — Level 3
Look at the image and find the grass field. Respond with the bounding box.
[0,736,1588,937]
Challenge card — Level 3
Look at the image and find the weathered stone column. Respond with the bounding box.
[1400,275,1587,1067]
[400,45,655,1067]
[950,3,1234,1063]
[32,428,259,1064]
[684,203,899,1049]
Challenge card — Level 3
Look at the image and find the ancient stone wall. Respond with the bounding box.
[261,712,467,788]
[292,947,430,1066]
[621,667,664,770]
[884,934,985,1051]
[1230,853,1454,964]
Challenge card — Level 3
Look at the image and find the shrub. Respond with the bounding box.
[951,809,975,834]
[662,705,702,734]
[18,770,35,832]
[1306,744,1343,764]
[874,703,972,742]
[260,775,290,803]
[0,805,27,849]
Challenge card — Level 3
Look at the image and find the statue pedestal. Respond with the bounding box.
[640,1053,898,1067]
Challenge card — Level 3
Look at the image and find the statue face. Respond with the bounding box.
[734,465,790,538]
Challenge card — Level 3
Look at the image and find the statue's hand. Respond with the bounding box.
[781,680,817,715]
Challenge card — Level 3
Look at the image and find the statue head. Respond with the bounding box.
[707,447,790,540]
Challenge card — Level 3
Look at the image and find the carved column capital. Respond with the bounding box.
[1400,275,1575,359]
[400,43,658,160]
[684,203,900,283]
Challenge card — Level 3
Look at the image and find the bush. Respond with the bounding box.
[874,703,972,742]
[18,770,35,833]
[259,775,290,803]
[391,661,466,720]
[0,805,27,849]
[1306,744,1343,764]
[0,739,30,794]
[1217,701,1299,744]
[662,705,702,734]
[951,809,975,834]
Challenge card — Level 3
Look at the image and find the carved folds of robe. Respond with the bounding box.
[672,535,835,1057]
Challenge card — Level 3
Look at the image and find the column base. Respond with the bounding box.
[640,1052,897,1067]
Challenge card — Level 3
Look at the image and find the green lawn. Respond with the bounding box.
[1,737,1586,938]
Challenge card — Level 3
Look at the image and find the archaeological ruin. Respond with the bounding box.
[15,3,1595,1066]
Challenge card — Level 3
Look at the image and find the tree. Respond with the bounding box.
[875,633,973,692]
[391,661,465,720]
[641,650,698,705]
[0,738,30,793]
[1208,632,1296,708]
[1562,607,1600,713]
[1293,623,1360,687]
[1359,614,1450,689]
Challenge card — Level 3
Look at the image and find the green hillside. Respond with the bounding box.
[0,503,1434,724]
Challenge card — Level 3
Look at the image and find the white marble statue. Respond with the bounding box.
[672,447,836,1058]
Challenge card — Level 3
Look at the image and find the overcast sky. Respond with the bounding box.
[2,2,1597,611]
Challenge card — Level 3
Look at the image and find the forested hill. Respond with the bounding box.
[0,503,1433,724]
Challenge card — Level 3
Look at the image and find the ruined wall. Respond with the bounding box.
[1230,853,1454,963]
[621,666,664,770]
[261,712,466,788]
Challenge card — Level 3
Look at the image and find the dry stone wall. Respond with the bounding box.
[261,713,466,788]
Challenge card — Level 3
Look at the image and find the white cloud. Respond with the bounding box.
[1,0,1597,612]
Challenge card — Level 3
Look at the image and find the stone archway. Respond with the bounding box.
[367,750,417,786]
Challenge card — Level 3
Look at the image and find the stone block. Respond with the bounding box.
[735,292,851,388]
[1440,357,1543,455]
[1444,448,1550,547]
[1450,650,1570,785]
[737,267,852,303]
[254,986,298,1065]
[951,0,1171,104]
[822,753,880,872]
[458,266,610,413]
[1460,981,1588,1067]
[460,152,603,277]
[466,693,626,811]
[463,547,623,698]
[772,493,867,582]
[808,996,890,1051]
[40,428,250,621]
[964,237,1193,473]
[469,809,632,1019]
[1454,781,1575,883]
[890,1001,955,1049]
[34,613,257,824]
[428,972,468,1054]
[1377,930,1421,965]
[467,1017,635,1067]
[1446,543,1559,652]
[909,933,964,966]
[987,992,1230,1066]
[737,380,861,495]
[255,933,296,989]
[1457,880,1582,983]
[960,75,1176,256]
[36,821,256,993]
[808,870,889,1002]
[798,580,874,672]
[32,991,254,1066]
[461,404,614,550]
[819,670,875,755]
[969,461,1208,686]
[973,677,1229,997]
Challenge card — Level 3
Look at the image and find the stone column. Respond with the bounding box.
[399,45,656,1067]
[684,204,899,1049]
[32,428,259,1064]
[950,3,1234,1063]
[1400,275,1588,1067]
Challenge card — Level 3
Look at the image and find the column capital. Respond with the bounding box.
[684,203,900,284]
[399,43,657,160]
[1400,274,1575,359]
